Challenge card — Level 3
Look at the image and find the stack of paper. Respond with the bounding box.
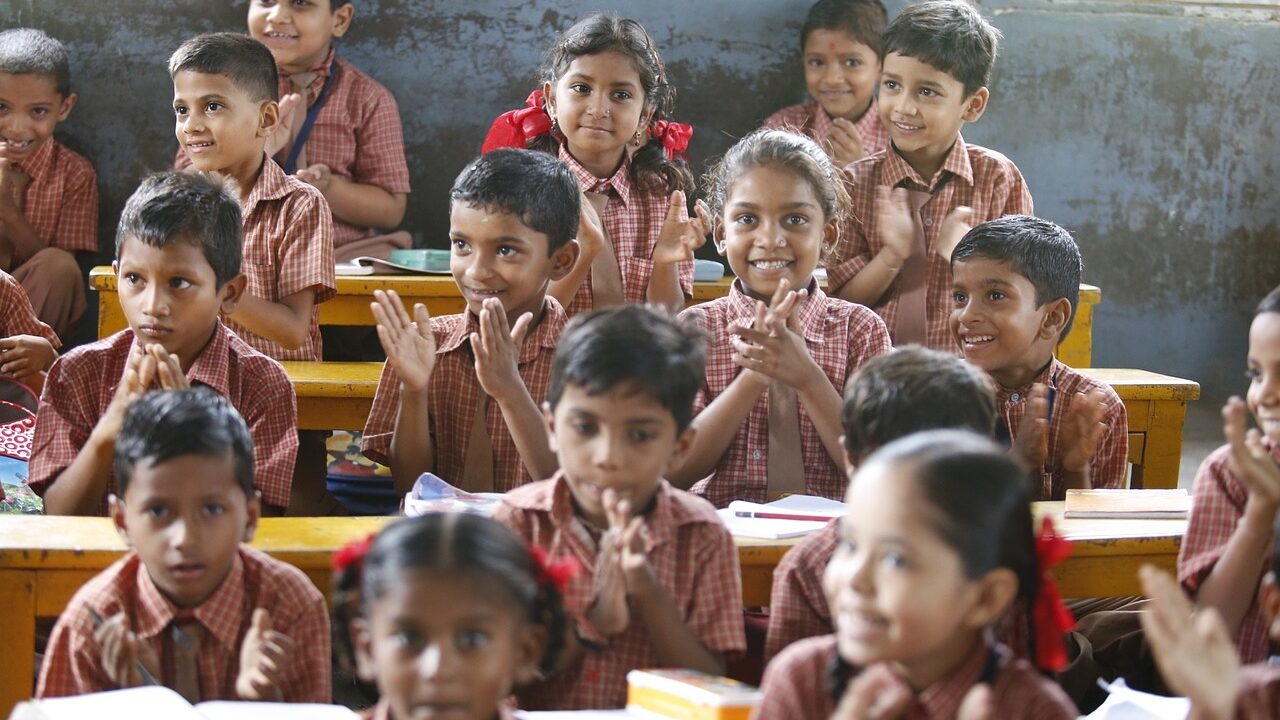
[715,495,844,539]
[1064,489,1190,520]
[6,686,359,720]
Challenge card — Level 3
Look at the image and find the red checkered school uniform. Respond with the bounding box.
[557,146,693,316]
[27,324,298,513]
[765,519,839,661]
[762,98,890,163]
[753,635,1077,720]
[1239,663,1280,719]
[678,280,890,506]
[37,546,330,701]
[1179,442,1280,664]
[994,358,1128,500]
[493,474,746,709]
[231,156,336,361]
[825,137,1033,352]
[361,299,566,491]
[0,269,59,346]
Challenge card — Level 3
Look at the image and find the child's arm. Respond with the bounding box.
[0,164,45,268]
[370,290,438,494]
[0,334,57,377]
[833,186,916,306]
[228,288,316,351]
[549,192,602,309]
[827,119,867,169]
[296,164,408,232]
[471,297,558,480]
[93,611,162,691]
[1057,387,1110,492]
[648,192,709,313]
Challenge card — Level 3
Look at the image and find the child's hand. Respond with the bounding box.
[371,289,436,393]
[1060,387,1109,474]
[827,118,866,168]
[1139,566,1240,720]
[471,297,532,402]
[875,186,915,269]
[1224,396,1280,509]
[728,279,805,390]
[0,334,56,377]
[264,92,303,158]
[143,343,189,391]
[295,164,333,194]
[652,191,710,267]
[94,612,161,689]
[588,496,632,637]
[729,281,822,393]
[1010,383,1050,475]
[604,489,653,595]
[934,205,974,262]
[94,347,155,445]
[832,663,912,720]
[236,608,296,702]
[577,191,605,261]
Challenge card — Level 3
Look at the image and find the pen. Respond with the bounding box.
[87,607,161,687]
[733,511,831,522]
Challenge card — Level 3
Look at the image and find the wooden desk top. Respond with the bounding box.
[1075,368,1201,401]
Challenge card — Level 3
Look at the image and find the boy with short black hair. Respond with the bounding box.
[950,214,1127,499]
[827,0,1033,352]
[762,0,890,166]
[0,27,98,339]
[37,388,330,702]
[362,148,580,493]
[29,171,297,517]
[764,345,997,661]
[494,304,745,710]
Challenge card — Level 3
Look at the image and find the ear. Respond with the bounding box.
[542,401,559,454]
[56,92,77,123]
[962,567,1018,629]
[257,100,281,139]
[636,105,656,139]
[109,494,132,547]
[112,259,121,277]
[512,622,550,686]
[548,240,581,282]
[961,87,989,123]
[351,616,378,682]
[713,219,728,256]
[822,218,840,256]
[218,274,247,317]
[1261,573,1280,644]
[664,424,697,476]
[331,3,355,37]
[542,81,557,120]
[1037,297,1072,342]
[243,490,262,543]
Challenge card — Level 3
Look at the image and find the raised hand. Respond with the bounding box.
[371,289,436,392]
[145,343,190,391]
[1010,383,1050,476]
[1060,388,1109,474]
[236,608,297,702]
[95,346,155,444]
[94,611,161,689]
[728,278,818,391]
[875,186,915,269]
[652,191,710,266]
[264,92,303,158]
[294,163,333,193]
[471,297,532,401]
[935,205,975,262]
[827,118,867,168]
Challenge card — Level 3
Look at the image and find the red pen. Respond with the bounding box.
[733,510,832,522]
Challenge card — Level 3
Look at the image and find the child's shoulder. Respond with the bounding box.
[660,480,727,530]
[64,552,144,621]
[811,287,888,329]
[768,632,838,677]
[44,137,97,178]
[332,54,399,108]
[239,544,324,604]
[959,139,1026,182]
[1050,361,1124,409]
[989,645,1078,717]
[52,329,133,372]
[1191,442,1243,500]
[223,325,288,375]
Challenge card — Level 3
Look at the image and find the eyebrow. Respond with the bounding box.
[728,201,820,211]
[450,232,533,246]
[564,72,639,90]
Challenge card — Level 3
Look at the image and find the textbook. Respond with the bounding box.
[715,496,843,540]
[626,669,761,720]
[1064,489,1190,520]
[336,249,452,276]
[6,686,358,720]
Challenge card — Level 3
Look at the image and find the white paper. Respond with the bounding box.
[716,507,827,539]
[1085,678,1190,720]
[766,495,846,514]
[195,702,359,719]
[9,687,202,720]
[516,712,632,719]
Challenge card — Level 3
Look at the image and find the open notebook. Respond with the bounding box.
[715,495,844,539]
[7,686,358,720]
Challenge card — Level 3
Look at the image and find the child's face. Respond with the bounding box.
[356,568,544,720]
[823,461,999,688]
[248,0,352,75]
[115,236,244,372]
[111,451,259,609]
[718,164,833,302]
[449,203,577,325]
[950,256,1065,389]
[544,51,651,173]
[546,382,692,528]
[803,29,880,123]
[0,72,75,164]
[878,53,987,172]
[173,70,276,182]
[1247,311,1280,444]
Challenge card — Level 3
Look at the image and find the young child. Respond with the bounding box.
[0,268,58,382]
[765,346,996,662]
[1179,286,1280,665]
[671,129,891,506]
[37,388,330,702]
[28,171,297,517]
[332,513,574,720]
[0,28,97,339]
[361,149,579,493]
[762,0,890,167]
[951,215,1127,499]
[754,430,1078,719]
[825,0,1032,352]
[482,13,704,316]
[169,32,336,362]
[493,305,746,710]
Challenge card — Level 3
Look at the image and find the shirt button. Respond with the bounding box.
[753,450,762,460]
[1010,392,1021,402]
[923,217,934,226]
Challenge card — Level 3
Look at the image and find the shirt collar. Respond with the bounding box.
[16,136,55,180]
[133,549,248,652]
[558,144,633,207]
[854,97,882,139]
[184,321,232,397]
[994,357,1061,404]
[882,134,974,191]
[279,47,336,104]
[725,278,829,344]
[540,472,680,552]
[913,641,995,716]
[242,155,294,217]
[437,297,566,363]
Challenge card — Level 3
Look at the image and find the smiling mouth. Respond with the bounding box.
[1,138,34,151]
[750,259,793,271]
[892,121,922,133]
[263,30,298,41]
[960,334,995,349]
[185,140,215,152]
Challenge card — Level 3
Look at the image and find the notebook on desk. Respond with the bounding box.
[715,496,843,539]
[7,686,358,720]
[1064,489,1190,520]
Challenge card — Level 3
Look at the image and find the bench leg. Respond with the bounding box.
[1140,400,1189,490]
[0,570,36,716]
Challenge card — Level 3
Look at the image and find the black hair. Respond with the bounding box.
[115,171,243,288]
[702,128,851,261]
[531,12,694,195]
[0,28,71,97]
[450,149,581,254]
[842,345,996,460]
[547,305,705,434]
[801,0,889,56]
[1257,286,1280,316]
[952,214,1082,341]
[881,0,1001,97]
[168,32,278,103]
[114,388,255,498]
[332,513,569,681]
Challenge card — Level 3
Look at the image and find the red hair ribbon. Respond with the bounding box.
[1032,517,1076,672]
[647,119,693,159]
[528,545,580,594]
[481,89,553,154]
[332,533,376,575]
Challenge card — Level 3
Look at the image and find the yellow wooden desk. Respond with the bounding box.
[280,361,383,431]
[0,505,1181,713]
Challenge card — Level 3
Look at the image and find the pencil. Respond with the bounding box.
[732,511,831,522]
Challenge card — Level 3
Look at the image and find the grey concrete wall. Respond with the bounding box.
[2,0,1276,405]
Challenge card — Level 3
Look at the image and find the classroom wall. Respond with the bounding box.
[2,0,1276,405]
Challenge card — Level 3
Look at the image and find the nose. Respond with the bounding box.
[823,60,844,86]
[465,253,496,282]
[587,91,608,118]
[141,283,169,318]
[592,432,620,471]
[169,516,195,551]
[266,1,289,21]
[417,642,455,679]
[1256,369,1279,406]
[848,550,876,595]
[752,219,786,248]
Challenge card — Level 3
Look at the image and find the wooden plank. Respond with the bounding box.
[0,570,36,718]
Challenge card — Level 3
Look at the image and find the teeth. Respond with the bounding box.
[965,335,994,343]
[752,259,790,270]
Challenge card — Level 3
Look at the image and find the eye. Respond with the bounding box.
[628,429,657,443]
[458,629,490,650]
[881,79,899,92]
[785,214,809,226]
[986,290,1006,302]
[806,58,824,68]
[31,107,48,117]
[124,272,144,287]
[145,505,168,519]
[173,104,188,117]
[733,213,757,226]
[205,102,224,113]
[393,629,422,649]
[0,102,8,112]
[571,421,597,436]
[451,238,470,253]
[843,58,861,68]
[496,245,519,258]
[203,503,225,516]
[569,82,590,94]
[919,88,936,98]
[882,551,907,569]
[611,90,633,101]
[170,277,192,290]
[1246,367,1262,381]
[952,291,968,305]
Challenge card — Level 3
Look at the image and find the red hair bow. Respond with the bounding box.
[1032,517,1076,672]
[528,545,581,594]
[648,119,693,158]
[332,533,376,575]
[481,89,554,154]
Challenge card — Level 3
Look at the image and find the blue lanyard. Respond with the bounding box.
[279,66,337,175]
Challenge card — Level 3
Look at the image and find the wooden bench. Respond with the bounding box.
[1077,368,1200,490]
[281,361,382,431]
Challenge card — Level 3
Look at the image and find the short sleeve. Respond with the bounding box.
[352,88,411,195]
[49,158,98,254]
[1178,446,1247,593]
[27,356,99,499]
[685,524,747,655]
[276,190,336,302]
[238,359,299,509]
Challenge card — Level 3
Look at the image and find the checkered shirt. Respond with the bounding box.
[1179,442,1280,664]
[28,324,298,512]
[493,474,746,709]
[825,137,1033,352]
[0,269,59,345]
[7,137,98,260]
[1239,662,1280,719]
[761,99,890,163]
[753,635,1077,720]
[679,280,891,506]
[765,519,839,661]
[994,358,1129,500]
[229,156,336,361]
[37,546,330,702]
[556,145,694,316]
[361,299,566,491]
